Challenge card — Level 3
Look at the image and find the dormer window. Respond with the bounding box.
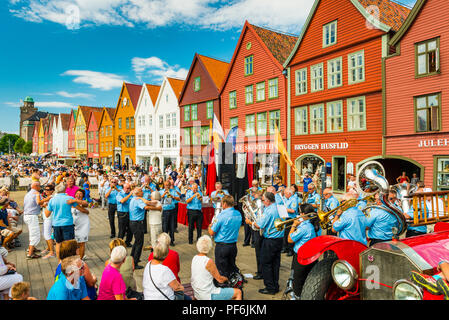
[323,20,337,48]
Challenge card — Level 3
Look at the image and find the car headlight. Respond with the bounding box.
[331,260,358,290]
[393,280,423,300]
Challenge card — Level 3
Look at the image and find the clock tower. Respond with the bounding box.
[20,96,38,141]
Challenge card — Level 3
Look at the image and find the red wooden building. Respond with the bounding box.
[285,0,409,191]
[87,109,103,164]
[385,0,449,191]
[220,21,297,185]
[67,109,77,157]
[179,54,229,165]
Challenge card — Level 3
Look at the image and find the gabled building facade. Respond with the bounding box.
[285,0,409,190]
[220,21,297,185]
[67,110,77,157]
[385,0,449,191]
[32,122,39,154]
[135,84,160,169]
[99,107,115,166]
[152,77,185,170]
[113,82,142,169]
[53,113,70,156]
[74,106,103,160]
[87,110,103,164]
[179,54,229,166]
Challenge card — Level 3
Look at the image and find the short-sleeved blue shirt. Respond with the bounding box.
[211,207,241,243]
[129,197,146,221]
[257,203,284,239]
[284,196,299,218]
[290,220,316,254]
[106,187,119,205]
[47,273,88,300]
[160,189,177,211]
[47,193,76,227]
[333,207,368,245]
[116,191,132,212]
[186,189,203,211]
[366,207,399,240]
[210,190,229,208]
[142,183,157,200]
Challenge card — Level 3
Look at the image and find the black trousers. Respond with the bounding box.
[260,237,283,292]
[143,211,148,234]
[108,204,117,236]
[406,229,426,238]
[117,211,133,244]
[187,209,203,244]
[215,242,238,278]
[283,226,294,253]
[175,203,179,230]
[129,220,145,266]
[252,230,263,275]
[291,252,316,297]
[243,222,253,245]
[162,209,176,242]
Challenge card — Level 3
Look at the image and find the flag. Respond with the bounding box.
[212,113,225,151]
[206,137,217,196]
[273,124,301,177]
[225,126,238,152]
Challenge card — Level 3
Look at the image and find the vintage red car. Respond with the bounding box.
[296,221,449,300]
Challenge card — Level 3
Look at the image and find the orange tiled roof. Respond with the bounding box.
[167,78,185,99]
[198,55,229,90]
[358,0,411,32]
[250,23,298,65]
[124,83,143,110]
[146,84,161,106]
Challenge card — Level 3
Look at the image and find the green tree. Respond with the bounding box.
[22,141,33,154]
[0,134,20,154]
[13,138,26,153]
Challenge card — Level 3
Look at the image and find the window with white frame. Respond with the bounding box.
[323,20,337,47]
[269,110,281,135]
[257,112,267,136]
[201,127,210,145]
[347,96,366,131]
[229,91,237,109]
[191,104,198,121]
[245,85,253,104]
[172,134,177,148]
[206,101,213,119]
[310,104,325,134]
[149,134,153,147]
[183,128,190,145]
[192,127,200,145]
[327,100,343,133]
[268,78,279,99]
[166,134,171,148]
[348,50,365,84]
[328,57,342,89]
[166,113,171,128]
[295,68,307,95]
[295,107,308,135]
[311,63,324,92]
[159,115,164,129]
[416,38,440,76]
[141,115,146,127]
[148,115,153,126]
[245,114,255,136]
[256,82,265,101]
[171,112,177,127]
[159,135,164,148]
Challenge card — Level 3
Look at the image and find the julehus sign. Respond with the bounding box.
[294,142,349,151]
[418,138,449,148]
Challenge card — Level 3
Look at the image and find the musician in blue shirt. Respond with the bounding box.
[244,180,262,247]
[305,183,320,210]
[366,194,399,246]
[105,178,120,238]
[141,175,156,234]
[281,188,298,256]
[332,193,368,246]
[116,183,134,247]
[185,183,203,245]
[248,192,284,295]
[208,195,241,278]
[288,208,317,298]
[160,180,181,246]
[210,182,229,208]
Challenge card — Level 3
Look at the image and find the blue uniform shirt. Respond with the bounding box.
[306,191,320,208]
[290,220,316,254]
[129,197,146,221]
[357,195,368,211]
[160,189,177,211]
[325,196,340,211]
[275,193,284,206]
[249,187,262,201]
[366,207,399,241]
[47,193,76,227]
[106,187,119,205]
[172,186,181,205]
[116,191,133,212]
[211,207,241,243]
[257,203,284,239]
[186,190,203,211]
[284,196,298,218]
[407,201,428,234]
[47,273,88,300]
[211,190,230,208]
[142,183,157,200]
[333,207,368,245]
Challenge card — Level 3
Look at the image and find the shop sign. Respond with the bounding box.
[418,138,449,148]
[235,143,275,153]
[294,142,349,151]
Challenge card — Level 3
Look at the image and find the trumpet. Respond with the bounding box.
[271,212,318,233]
[196,192,203,201]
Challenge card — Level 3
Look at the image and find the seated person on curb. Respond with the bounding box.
[47,256,90,300]
[148,233,181,283]
[0,197,22,250]
[191,235,242,300]
[411,260,449,299]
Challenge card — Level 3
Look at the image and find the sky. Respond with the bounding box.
[1,0,417,134]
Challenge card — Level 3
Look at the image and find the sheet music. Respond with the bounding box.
[277,205,289,219]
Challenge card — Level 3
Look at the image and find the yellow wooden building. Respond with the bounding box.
[113,82,142,168]
[98,107,116,166]
[38,118,46,155]
[74,106,103,160]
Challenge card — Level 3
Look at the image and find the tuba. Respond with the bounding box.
[239,195,259,231]
[357,161,408,237]
[210,200,223,227]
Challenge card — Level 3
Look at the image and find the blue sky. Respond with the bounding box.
[1,0,416,134]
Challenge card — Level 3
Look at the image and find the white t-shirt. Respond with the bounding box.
[143,262,176,300]
[191,255,220,300]
[148,201,162,225]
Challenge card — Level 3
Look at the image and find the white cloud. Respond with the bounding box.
[4,101,74,108]
[56,91,94,99]
[61,70,125,90]
[132,56,188,82]
[9,0,313,33]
